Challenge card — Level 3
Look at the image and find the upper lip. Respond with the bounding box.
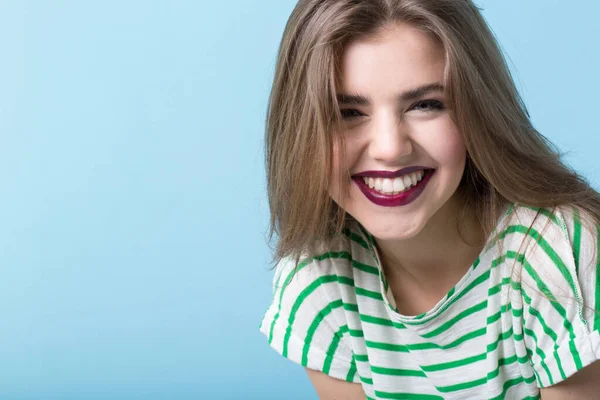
[353,166,433,178]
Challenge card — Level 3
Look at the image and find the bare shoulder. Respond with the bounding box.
[306,368,365,400]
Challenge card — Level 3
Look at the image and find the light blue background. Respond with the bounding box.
[1,1,598,399]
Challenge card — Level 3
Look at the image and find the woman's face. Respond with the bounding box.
[329,23,467,241]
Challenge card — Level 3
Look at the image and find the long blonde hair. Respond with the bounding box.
[265,0,600,264]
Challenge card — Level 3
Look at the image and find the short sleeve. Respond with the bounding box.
[259,256,360,383]
[518,206,600,388]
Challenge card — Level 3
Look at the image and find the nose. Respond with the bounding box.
[368,111,413,162]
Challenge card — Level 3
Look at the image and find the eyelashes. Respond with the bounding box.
[340,108,364,119]
[339,99,445,120]
[410,99,445,112]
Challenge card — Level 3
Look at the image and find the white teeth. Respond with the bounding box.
[393,177,405,192]
[361,170,428,195]
[374,178,383,191]
[382,179,393,192]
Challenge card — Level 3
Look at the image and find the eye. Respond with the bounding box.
[408,99,445,112]
[340,108,365,119]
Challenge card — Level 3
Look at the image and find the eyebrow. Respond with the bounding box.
[336,83,445,105]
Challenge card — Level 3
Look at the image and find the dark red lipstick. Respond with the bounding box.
[352,167,435,207]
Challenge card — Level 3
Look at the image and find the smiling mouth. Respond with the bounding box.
[359,170,426,195]
[352,168,435,207]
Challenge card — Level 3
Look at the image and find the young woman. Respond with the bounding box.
[260,1,600,398]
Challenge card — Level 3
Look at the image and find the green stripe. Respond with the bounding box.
[360,376,373,385]
[506,203,515,215]
[347,306,405,329]
[352,259,379,276]
[302,299,343,366]
[596,225,600,331]
[260,259,292,330]
[268,251,352,344]
[299,296,403,366]
[486,326,513,353]
[487,303,514,325]
[366,328,486,353]
[471,256,481,271]
[500,225,580,304]
[382,275,390,294]
[360,314,394,327]
[342,228,370,250]
[272,261,287,294]
[358,313,406,329]
[488,277,511,296]
[355,286,384,301]
[489,374,537,400]
[358,223,377,247]
[283,276,379,361]
[521,289,566,380]
[524,206,559,226]
[354,353,369,362]
[522,326,553,385]
[512,307,524,318]
[366,340,409,352]
[349,329,364,337]
[335,275,384,302]
[408,327,486,351]
[523,206,569,242]
[345,360,357,382]
[446,286,456,298]
[436,376,487,393]
[371,366,426,377]
[282,274,339,357]
[487,308,502,324]
[510,250,583,370]
[421,352,485,372]
[540,206,570,245]
[322,325,349,374]
[420,300,487,338]
[532,368,541,387]
[487,355,515,380]
[337,274,355,287]
[374,392,443,400]
[402,270,491,326]
[486,354,530,380]
[573,207,582,274]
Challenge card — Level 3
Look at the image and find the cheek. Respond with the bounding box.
[421,122,466,166]
[331,137,360,178]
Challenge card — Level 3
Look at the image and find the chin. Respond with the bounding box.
[354,214,425,242]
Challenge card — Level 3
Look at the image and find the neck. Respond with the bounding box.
[375,196,486,294]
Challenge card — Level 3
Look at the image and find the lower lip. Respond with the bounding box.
[353,170,435,207]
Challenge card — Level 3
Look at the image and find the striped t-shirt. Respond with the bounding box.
[260,205,600,399]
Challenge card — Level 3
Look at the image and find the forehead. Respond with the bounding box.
[339,23,446,97]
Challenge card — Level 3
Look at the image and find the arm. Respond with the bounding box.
[540,360,600,400]
[306,368,366,400]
